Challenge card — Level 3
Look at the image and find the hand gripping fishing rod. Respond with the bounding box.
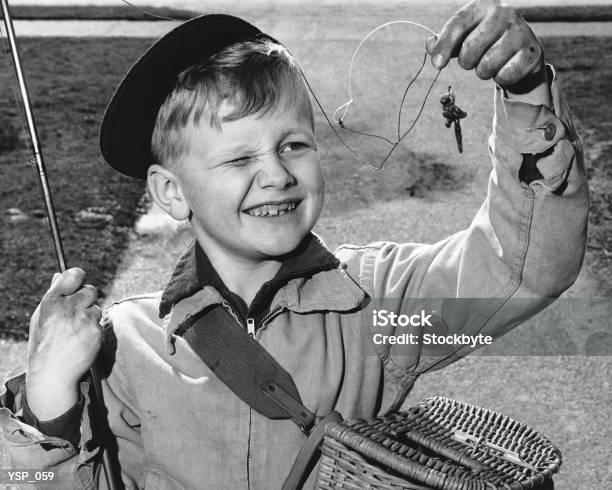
[0,1,120,488]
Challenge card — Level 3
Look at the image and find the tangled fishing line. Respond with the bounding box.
[120,2,464,171]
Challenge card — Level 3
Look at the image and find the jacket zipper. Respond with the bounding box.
[246,317,254,490]
[246,317,256,338]
[259,306,285,330]
[221,298,286,338]
[220,301,287,489]
[220,299,246,329]
[244,307,287,487]
[219,301,253,488]
[246,407,252,490]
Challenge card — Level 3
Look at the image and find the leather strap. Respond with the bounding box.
[282,411,343,490]
[185,308,316,430]
[186,308,340,488]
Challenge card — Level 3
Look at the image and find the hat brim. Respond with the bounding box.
[99,14,273,179]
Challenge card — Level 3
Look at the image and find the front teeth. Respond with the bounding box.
[246,202,297,217]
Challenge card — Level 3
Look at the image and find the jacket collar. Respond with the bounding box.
[160,233,366,353]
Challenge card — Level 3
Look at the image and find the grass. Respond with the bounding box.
[0,112,20,152]
[0,38,149,339]
[0,5,197,21]
[541,36,612,294]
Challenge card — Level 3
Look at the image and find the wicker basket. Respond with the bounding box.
[315,397,561,490]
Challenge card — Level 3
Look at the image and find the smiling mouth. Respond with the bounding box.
[243,200,300,217]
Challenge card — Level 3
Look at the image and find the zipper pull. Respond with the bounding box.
[246,318,256,339]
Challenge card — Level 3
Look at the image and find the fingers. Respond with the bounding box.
[494,45,543,87]
[86,304,103,324]
[427,0,544,90]
[425,34,437,56]
[475,26,543,85]
[50,272,61,287]
[427,0,493,68]
[457,13,507,71]
[47,268,86,297]
[45,268,99,307]
[474,31,516,80]
[77,284,99,307]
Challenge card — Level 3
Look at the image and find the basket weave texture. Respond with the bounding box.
[315,396,561,490]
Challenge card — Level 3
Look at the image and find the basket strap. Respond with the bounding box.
[187,310,316,431]
[188,310,342,487]
[282,411,343,490]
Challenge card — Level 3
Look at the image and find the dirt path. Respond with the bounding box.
[12,18,612,38]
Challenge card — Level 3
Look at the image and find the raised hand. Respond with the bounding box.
[426,0,549,101]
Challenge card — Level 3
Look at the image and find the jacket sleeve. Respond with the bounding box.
[0,372,95,488]
[0,313,143,489]
[22,392,84,448]
[336,65,588,378]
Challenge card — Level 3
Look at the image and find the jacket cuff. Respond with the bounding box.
[0,372,76,454]
[493,64,581,192]
[22,393,84,448]
[494,64,565,153]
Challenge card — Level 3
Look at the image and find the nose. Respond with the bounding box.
[256,153,296,189]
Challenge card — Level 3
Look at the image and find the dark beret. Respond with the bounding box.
[100,14,274,179]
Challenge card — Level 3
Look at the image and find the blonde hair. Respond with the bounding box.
[150,38,311,168]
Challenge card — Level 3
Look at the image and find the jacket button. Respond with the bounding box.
[544,121,556,140]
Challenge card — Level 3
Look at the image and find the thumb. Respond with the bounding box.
[47,267,86,297]
[425,34,438,56]
[50,272,61,287]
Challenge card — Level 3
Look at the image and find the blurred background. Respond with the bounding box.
[1,1,611,487]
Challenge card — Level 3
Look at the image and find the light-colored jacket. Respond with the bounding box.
[0,71,588,489]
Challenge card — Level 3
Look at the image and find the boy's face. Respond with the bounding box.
[174,90,324,263]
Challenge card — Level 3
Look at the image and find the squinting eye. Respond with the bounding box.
[226,156,253,167]
[281,142,310,153]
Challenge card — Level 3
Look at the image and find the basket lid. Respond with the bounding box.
[318,397,561,490]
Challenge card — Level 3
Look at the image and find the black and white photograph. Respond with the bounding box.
[0,0,610,488]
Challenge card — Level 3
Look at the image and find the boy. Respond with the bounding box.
[0,0,588,488]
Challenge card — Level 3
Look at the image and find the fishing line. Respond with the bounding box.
[333,20,442,123]
[397,52,428,140]
[331,52,430,147]
[112,3,460,170]
[117,0,182,21]
[300,64,441,171]
[329,20,453,170]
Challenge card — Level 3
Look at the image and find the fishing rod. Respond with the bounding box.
[0,1,120,488]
